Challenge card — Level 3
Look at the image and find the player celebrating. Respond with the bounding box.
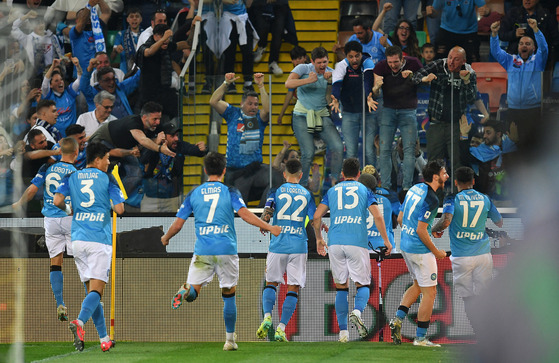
[161,152,281,351]
[53,142,125,352]
[256,159,317,342]
[358,173,395,252]
[13,137,79,322]
[389,160,447,347]
[313,158,392,342]
[431,166,503,331]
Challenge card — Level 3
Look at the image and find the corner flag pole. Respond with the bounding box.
[110,165,127,341]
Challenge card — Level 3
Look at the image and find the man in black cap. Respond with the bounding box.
[139,121,208,212]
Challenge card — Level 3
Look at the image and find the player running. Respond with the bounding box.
[161,152,280,351]
[431,166,503,333]
[12,137,78,322]
[256,159,318,342]
[313,158,392,342]
[389,160,447,347]
[54,142,125,352]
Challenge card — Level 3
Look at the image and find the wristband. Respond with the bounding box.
[460,135,468,140]
[223,81,229,86]
[64,204,72,216]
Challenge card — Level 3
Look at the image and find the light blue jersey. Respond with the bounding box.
[176,182,246,256]
[291,63,334,111]
[366,191,394,250]
[31,162,77,218]
[56,168,125,245]
[321,180,376,249]
[223,0,246,15]
[265,183,316,254]
[52,142,86,169]
[443,189,502,257]
[400,183,439,254]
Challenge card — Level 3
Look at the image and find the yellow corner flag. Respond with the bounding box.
[109,165,127,340]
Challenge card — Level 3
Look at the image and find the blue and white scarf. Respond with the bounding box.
[87,3,106,52]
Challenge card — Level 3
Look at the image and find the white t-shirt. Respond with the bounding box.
[136,27,153,51]
[76,110,117,138]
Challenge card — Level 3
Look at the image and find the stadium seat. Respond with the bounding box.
[340,1,378,18]
[338,31,354,47]
[472,62,507,113]
[416,31,426,47]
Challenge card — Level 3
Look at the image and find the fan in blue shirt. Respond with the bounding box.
[161,152,280,351]
[314,158,391,342]
[12,137,78,323]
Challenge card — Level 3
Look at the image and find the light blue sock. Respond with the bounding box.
[354,286,370,313]
[280,292,298,326]
[78,290,101,324]
[91,301,108,340]
[262,285,277,315]
[186,285,198,302]
[416,326,428,338]
[49,268,64,306]
[335,289,349,331]
[222,294,237,333]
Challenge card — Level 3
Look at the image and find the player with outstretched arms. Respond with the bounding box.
[389,160,447,347]
[161,152,281,351]
[256,159,319,342]
[13,137,78,322]
[53,142,125,352]
[431,166,503,333]
[313,158,392,342]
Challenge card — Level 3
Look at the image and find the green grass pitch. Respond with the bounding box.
[0,341,466,362]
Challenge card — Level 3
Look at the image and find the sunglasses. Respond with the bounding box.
[398,26,411,31]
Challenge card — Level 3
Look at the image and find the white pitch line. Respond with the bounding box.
[30,346,96,362]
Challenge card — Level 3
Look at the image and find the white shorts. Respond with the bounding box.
[72,241,112,283]
[450,253,493,298]
[265,252,307,288]
[328,245,371,286]
[402,251,438,287]
[187,255,239,289]
[44,216,73,258]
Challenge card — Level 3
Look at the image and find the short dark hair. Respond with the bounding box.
[204,152,226,176]
[86,142,110,165]
[352,17,371,29]
[358,173,377,191]
[242,90,259,103]
[151,9,167,22]
[140,102,163,116]
[97,66,115,81]
[342,158,360,178]
[37,99,56,112]
[65,124,85,137]
[484,119,504,134]
[311,47,328,61]
[95,51,108,58]
[290,46,307,60]
[344,41,363,56]
[59,137,78,155]
[385,46,403,58]
[126,6,141,15]
[285,159,302,175]
[153,23,169,36]
[27,128,44,143]
[423,159,445,182]
[26,106,37,121]
[421,43,435,52]
[455,166,475,185]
